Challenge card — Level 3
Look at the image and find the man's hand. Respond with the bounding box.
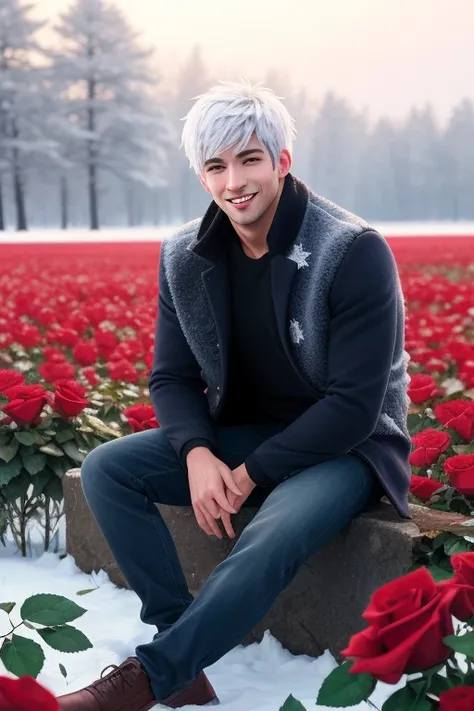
[219,463,256,539]
[186,447,243,540]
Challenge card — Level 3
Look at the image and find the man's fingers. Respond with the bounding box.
[200,505,223,539]
[193,504,218,538]
[220,510,235,539]
[221,469,244,497]
[214,489,238,514]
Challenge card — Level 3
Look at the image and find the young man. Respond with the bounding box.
[58,80,412,710]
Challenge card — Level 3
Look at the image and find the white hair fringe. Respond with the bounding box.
[180,78,297,175]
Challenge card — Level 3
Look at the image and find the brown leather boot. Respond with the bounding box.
[56,656,219,710]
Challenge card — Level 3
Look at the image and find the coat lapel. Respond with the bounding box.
[201,262,231,390]
[270,255,298,365]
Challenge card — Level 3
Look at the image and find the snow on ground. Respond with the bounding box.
[0,543,400,710]
[1,221,474,243]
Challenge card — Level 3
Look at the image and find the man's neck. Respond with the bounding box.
[230,180,284,259]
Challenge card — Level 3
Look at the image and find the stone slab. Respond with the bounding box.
[63,468,421,658]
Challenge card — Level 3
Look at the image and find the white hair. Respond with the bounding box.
[180,79,296,175]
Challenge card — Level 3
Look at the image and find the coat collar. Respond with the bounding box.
[191,173,309,263]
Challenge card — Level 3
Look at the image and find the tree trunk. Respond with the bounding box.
[0,175,4,231]
[12,148,27,231]
[87,68,99,230]
[60,175,68,229]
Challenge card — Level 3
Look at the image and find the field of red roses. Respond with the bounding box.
[0,237,473,540]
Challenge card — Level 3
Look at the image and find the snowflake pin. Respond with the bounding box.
[288,243,311,270]
[289,319,304,345]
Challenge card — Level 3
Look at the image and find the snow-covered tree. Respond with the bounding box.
[50,0,170,230]
[0,0,61,230]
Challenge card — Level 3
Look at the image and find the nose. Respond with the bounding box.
[226,164,247,193]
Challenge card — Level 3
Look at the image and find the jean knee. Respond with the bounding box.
[80,438,119,503]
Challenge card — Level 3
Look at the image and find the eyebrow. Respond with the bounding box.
[204,148,265,167]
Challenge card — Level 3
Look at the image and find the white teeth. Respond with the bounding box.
[230,194,254,204]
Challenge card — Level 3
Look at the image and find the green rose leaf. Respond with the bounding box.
[43,475,64,502]
[382,686,434,710]
[3,471,31,500]
[59,662,68,679]
[62,441,86,464]
[14,431,36,446]
[55,429,76,444]
[444,537,473,556]
[39,443,64,457]
[31,468,56,498]
[428,673,451,696]
[21,452,46,476]
[279,694,307,711]
[0,456,23,486]
[426,564,454,583]
[316,662,376,707]
[20,594,87,626]
[0,602,16,614]
[0,634,45,678]
[0,438,20,464]
[47,455,72,478]
[37,625,93,653]
[76,589,96,596]
[444,632,474,658]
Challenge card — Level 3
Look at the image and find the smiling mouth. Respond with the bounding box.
[227,193,257,205]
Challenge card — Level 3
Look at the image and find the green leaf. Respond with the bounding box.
[14,431,36,446]
[33,432,49,446]
[37,417,53,431]
[76,589,96,596]
[59,662,67,679]
[20,594,87,626]
[55,429,75,444]
[446,663,465,687]
[0,456,23,486]
[279,695,307,711]
[21,452,46,476]
[37,625,93,653]
[48,455,72,478]
[62,441,86,464]
[0,438,20,464]
[316,662,376,707]
[427,673,451,696]
[444,537,473,556]
[43,475,63,503]
[444,632,474,658]
[31,468,55,498]
[0,634,45,678]
[0,602,15,614]
[39,443,64,457]
[382,686,434,710]
[3,470,31,500]
[426,565,454,582]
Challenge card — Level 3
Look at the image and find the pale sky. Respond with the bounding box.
[38,0,473,126]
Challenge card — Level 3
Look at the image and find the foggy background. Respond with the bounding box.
[1,0,474,230]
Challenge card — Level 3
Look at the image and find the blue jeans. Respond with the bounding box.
[80,424,377,701]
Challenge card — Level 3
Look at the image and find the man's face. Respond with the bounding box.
[199,134,291,228]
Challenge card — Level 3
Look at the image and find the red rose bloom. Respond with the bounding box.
[439,686,474,711]
[438,552,474,621]
[123,404,159,432]
[0,674,58,711]
[407,374,441,404]
[409,474,443,501]
[73,341,99,367]
[444,454,474,496]
[434,400,474,443]
[341,568,456,683]
[106,359,139,384]
[13,323,42,349]
[82,367,100,387]
[53,380,89,419]
[1,384,48,426]
[0,369,25,396]
[409,428,451,468]
[38,359,76,384]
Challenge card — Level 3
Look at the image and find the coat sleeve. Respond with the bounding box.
[245,230,400,487]
[148,256,217,466]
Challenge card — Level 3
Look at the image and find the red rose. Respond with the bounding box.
[341,568,456,683]
[0,674,58,711]
[38,359,76,384]
[106,359,139,384]
[53,380,89,419]
[73,341,99,367]
[439,686,474,711]
[0,369,25,396]
[444,454,474,496]
[13,323,42,349]
[1,384,48,426]
[434,400,474,442]
[409,474,443,501]
[82,367,100,387]
[407,374,441,404]
[438,552,474,621]
[123,404,159,433]
[409,428,451,468]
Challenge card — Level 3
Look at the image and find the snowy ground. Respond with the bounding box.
[1,221,474,243]
[0,542,401,710]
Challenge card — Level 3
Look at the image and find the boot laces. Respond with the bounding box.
[96,661,138,695]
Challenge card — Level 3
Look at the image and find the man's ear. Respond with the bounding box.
[198,174,211,194]
[278,149,292,179]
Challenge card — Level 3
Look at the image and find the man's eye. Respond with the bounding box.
[244,158,259,164]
